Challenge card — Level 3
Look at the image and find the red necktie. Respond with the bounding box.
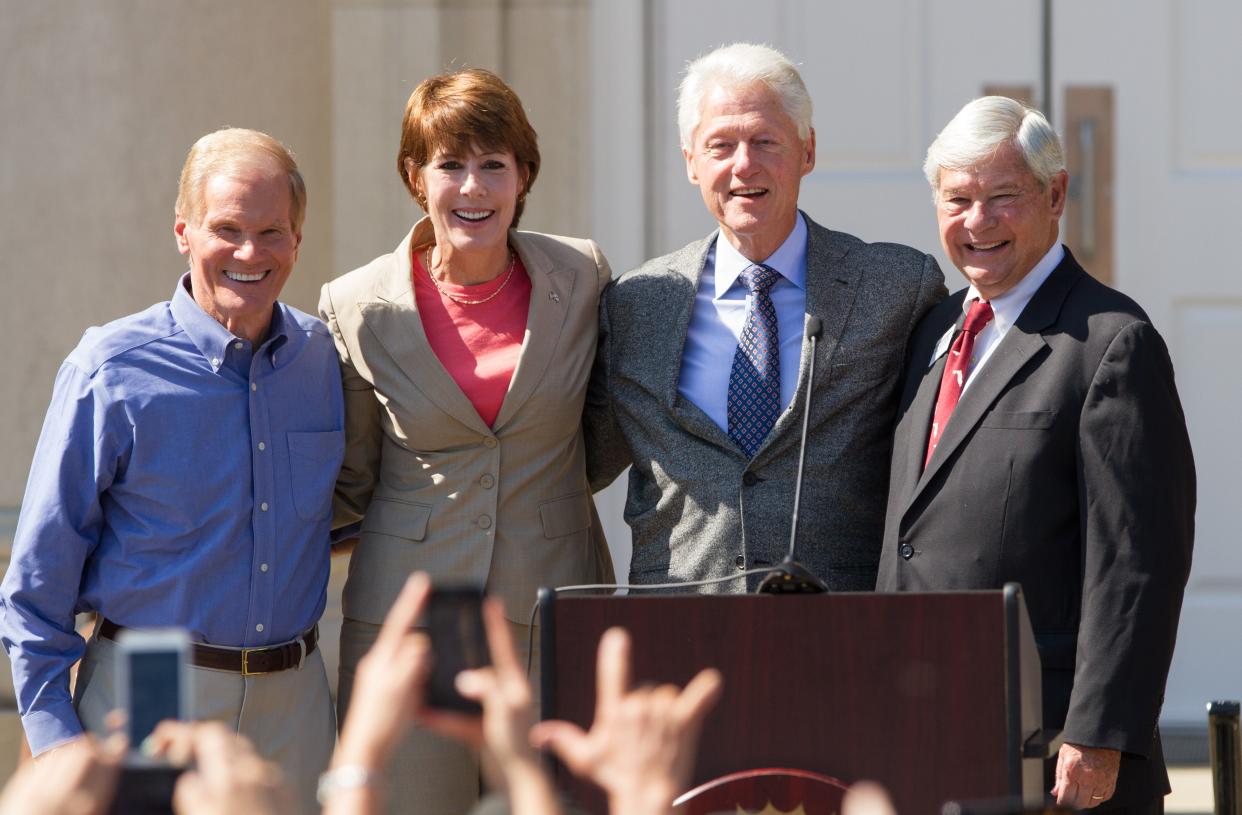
[925,298,994,470]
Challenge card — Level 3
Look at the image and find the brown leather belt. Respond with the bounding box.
[97,618,317,676]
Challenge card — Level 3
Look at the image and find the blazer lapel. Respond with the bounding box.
[896,296,964,507]
[360,222,492,436]
[754,213,860,463]
[491,231,573,430]
[664,235,741,452]
[908,255,1082,506]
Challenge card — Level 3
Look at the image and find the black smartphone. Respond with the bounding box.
[108,765,183,815]
[425,585,490,714]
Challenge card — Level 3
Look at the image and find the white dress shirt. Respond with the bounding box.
[678,214,809,432]
[931,242,1065,395]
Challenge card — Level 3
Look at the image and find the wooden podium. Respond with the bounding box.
[539,585,1048,814]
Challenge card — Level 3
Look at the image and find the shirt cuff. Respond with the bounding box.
[22,704,85,756]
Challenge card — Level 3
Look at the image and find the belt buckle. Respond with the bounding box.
[241,647,268,677]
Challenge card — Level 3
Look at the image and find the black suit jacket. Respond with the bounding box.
[876,249,1195,808]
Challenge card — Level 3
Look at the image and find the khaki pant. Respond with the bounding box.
[75,633,335,815]
[337,617,539,815]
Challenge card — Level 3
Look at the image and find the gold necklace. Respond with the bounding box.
[423,246,516,306]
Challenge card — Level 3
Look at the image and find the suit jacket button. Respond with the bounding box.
[735,555,745,569]
[899,543,914,560]
[742,472,759,486]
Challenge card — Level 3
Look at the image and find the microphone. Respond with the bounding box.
[757,316,829,594]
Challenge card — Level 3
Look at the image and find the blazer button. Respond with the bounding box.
[735,555,745,569]
[742,472,759,487]
[482,437,498,449]
[899,543,914,560]
[477,515,493,529]
[479,474,495,489]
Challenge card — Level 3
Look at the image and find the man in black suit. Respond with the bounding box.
[877,97,1194,813]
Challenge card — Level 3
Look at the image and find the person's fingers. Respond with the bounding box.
[374,572,432,651]
[173,769,208,814]
[842,781,897,815]
[77,739,123,804]
[1050,743,1069,799]
[594,627,631,719]
[674,667,723,726]
[99,728,128,762]
[188,722,250,780]
[479,598,522,677]
[454,666,498,701]
[418,708,484,748]
[1055,778,1079,807]
[529,719,591,768]
[147,720,196,765]
[103,708,127,738]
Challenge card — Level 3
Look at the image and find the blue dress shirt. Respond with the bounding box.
[0,274,344,754]
[678,213,809,433]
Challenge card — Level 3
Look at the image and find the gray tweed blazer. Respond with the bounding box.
[585,213,946,592]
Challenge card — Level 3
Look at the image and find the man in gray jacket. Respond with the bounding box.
[585,42,945,591]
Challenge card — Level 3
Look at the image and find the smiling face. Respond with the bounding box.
[683,81,815,262]
[935,141,1067,300]
[410,145,522,261]
[174,160,300,344]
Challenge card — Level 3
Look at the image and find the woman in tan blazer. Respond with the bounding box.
[318,69,613,814]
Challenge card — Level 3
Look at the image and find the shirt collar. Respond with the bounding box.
[169,272,290,372]
[713,212,808,298]
[963,241,1065,333]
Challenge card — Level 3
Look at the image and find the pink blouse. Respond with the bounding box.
[412,248,532,427]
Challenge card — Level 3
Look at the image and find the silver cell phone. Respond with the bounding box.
[115,628,192,756]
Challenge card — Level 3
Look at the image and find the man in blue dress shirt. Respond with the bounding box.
[0,128,344,810]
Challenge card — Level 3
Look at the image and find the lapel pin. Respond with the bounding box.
[548,291,560,303]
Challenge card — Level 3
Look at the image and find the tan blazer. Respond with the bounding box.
[319,218,614,624]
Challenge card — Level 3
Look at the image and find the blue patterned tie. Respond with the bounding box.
[728,264,782,457]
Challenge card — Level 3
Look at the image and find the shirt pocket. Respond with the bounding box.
[363,496,432,542]
[538,491,591,540]
[287,430,345,521]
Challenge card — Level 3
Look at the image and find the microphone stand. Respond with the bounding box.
[758,317,829,594]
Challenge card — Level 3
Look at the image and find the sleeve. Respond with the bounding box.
[1062,320,1195,754]
[907,253,948,345]
[319,282,383,529]
[0,361,120,754]
[583,280,633,492]
[586,238,614,297]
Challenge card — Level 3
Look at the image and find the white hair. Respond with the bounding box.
[923,96,1064,192]
[677,42,813,149]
